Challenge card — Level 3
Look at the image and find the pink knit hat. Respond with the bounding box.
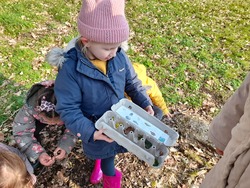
[77,0,129,43]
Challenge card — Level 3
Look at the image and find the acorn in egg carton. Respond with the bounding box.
[95,99,179,168]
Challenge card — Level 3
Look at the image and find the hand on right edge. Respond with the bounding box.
[215,148,224,155]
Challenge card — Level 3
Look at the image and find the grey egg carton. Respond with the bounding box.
[95,99,179,168]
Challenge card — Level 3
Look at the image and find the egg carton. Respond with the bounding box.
[95,99,179,168]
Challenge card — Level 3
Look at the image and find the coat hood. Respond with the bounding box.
[45,37,129,69]
[26,83,46,109]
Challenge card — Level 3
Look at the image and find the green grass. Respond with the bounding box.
[126,0,249,108]
[0,0,250,128]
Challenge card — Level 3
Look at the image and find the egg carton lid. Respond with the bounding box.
[111,99,179,146]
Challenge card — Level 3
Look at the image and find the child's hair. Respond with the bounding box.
[36,86,59,118]
[0,151,33,188]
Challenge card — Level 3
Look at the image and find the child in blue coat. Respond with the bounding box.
[47,39,172,185]
[52,0,154,187]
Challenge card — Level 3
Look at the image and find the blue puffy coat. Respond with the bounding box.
[54,43,152,159]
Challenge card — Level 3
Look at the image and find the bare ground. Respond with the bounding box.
[31,107,220,188]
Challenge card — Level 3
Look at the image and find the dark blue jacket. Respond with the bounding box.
[54,44,152,159]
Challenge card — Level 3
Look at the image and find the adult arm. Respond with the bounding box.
[209,73,250,151]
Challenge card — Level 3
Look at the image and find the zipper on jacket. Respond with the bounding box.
[80,59,119,98]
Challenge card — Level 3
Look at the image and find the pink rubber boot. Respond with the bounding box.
[103,169,122,188]
[90,159,103,184]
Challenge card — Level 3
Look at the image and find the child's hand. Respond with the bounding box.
[165,112,172,119]
[39,152,55,166]
[144,105,154,116]
[40,80,55,88]
[53,147,66,160]
[94,129,114,143]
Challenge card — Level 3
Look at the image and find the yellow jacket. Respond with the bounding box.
[132,63,169,115]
